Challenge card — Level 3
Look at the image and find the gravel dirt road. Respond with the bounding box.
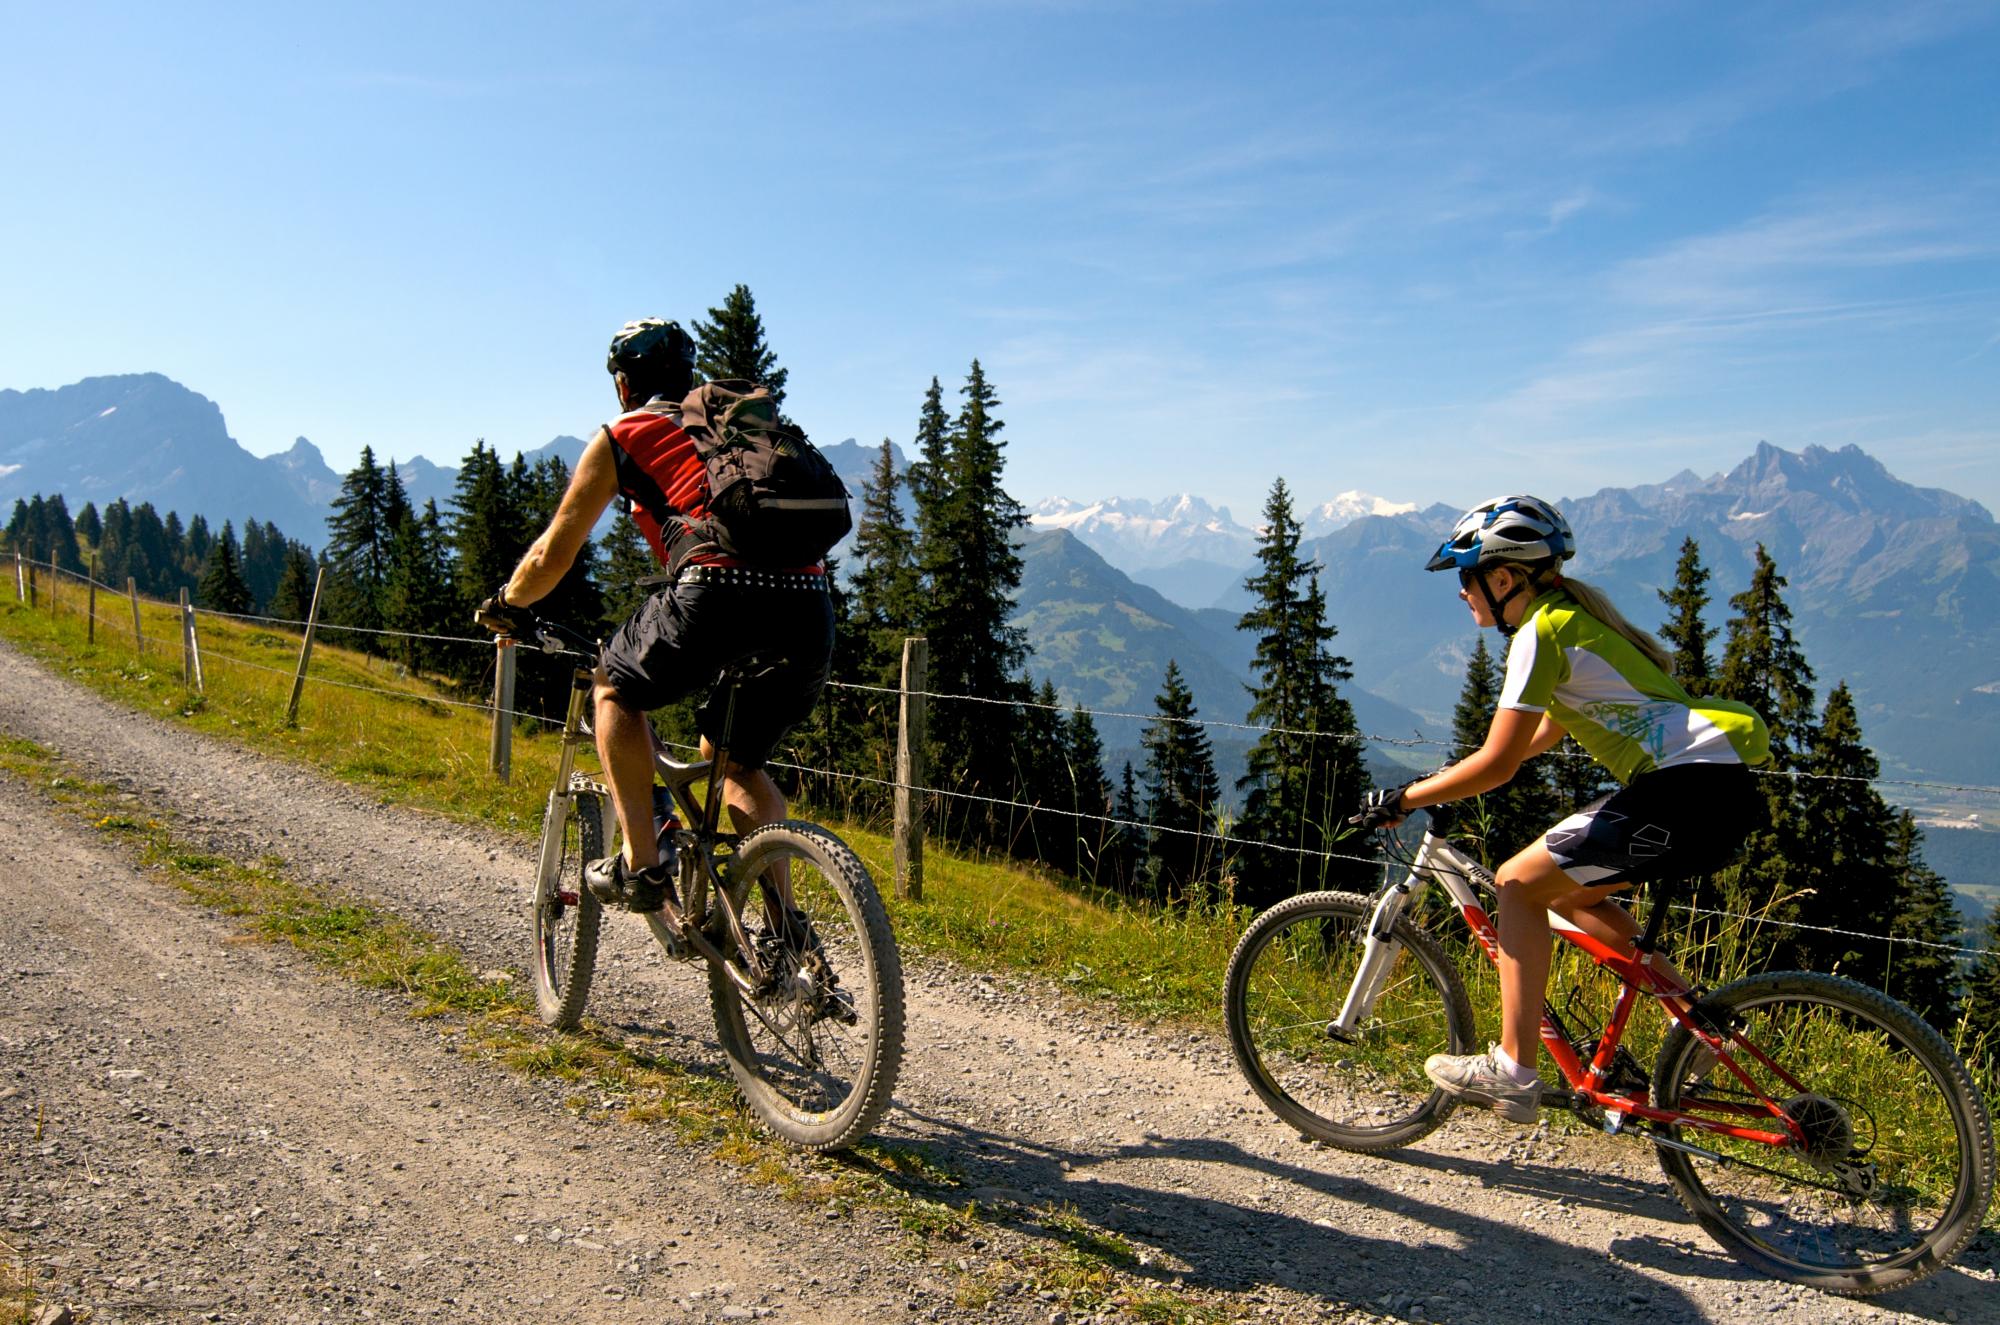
[1,637,1993,1324]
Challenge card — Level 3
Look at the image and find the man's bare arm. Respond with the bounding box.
[502,429,619,607]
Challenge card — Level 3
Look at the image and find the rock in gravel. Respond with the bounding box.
[34,1307,77,1325]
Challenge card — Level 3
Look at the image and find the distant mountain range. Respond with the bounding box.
[6,372,1997,837]
[1035,444,2000,800]
[0,374,588,541]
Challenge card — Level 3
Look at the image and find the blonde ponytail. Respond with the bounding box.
[1555,576,1676,676]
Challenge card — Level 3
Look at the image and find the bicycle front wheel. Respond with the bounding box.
[530,779,605,1030]
[1225,890,1475,1151]
[1651,971,1995,1295]
[707,821,905,1150]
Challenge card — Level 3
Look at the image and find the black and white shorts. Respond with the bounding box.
[1543,763,1758,888]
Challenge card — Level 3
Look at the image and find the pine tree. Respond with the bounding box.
[449,441,522,615]
[1110,761,1142,894]
[38,494,84,571]
[383,500,455,671]
[598,508,657,630]
[847,440,922,690]
[693,284,788,409]
[132,504,173,597]
[1234,479,1369,902]
[1717,544,1817,767]
[1963,912,2000,1064]
[1062,702,1114,885]
[907,377,952,522]
[196,521,254,614]
[1709,544,1819,960]
[182,514,213,586]
[74,501,102,555]
[1792,682,1896,980]
[1010,677,1070,864]
[3,498,28,554]
[239,520,275,611]
[913,361,1028,848]
[1882,811,1962,1027]
[1138,661,1222,901]
[325,446,394,637]
[97,499,133,586]
[1657,535,1716,694]
[270,545,320,622]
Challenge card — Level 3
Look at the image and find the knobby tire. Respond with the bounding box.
[530,778,605,1030]
[706,821,905,1151]
[1650,970,1995,1295]
[1225,890,1475,1151]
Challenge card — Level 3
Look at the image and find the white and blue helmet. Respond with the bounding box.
[1425,495,1575,573]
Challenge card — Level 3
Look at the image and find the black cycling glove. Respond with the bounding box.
[474,585,537,638]
[1355,782,1413,829]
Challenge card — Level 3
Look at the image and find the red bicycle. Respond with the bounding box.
[1223,808,1994,1295]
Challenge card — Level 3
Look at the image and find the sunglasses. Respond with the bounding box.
[1457,568,1481,590]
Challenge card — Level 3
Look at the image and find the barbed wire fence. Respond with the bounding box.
[6,550,1996,965]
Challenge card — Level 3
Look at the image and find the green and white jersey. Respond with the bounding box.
[1498,590,1770,785]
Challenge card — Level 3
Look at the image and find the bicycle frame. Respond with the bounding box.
[1339,827,1816,1151]
[537,645,777,996]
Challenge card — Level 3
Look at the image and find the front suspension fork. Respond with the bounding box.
[1329,882,1415,1041]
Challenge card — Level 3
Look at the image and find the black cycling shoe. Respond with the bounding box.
[582,856,673,913]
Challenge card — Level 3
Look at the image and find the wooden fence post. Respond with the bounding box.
[177,587,208,693]
[284,565,327,727]
[187,597,205,694]
[128,578,143,658]
[25,559,35,610]
[47,564,58,618]
[87,556,98,644]
[489,638,516,782]
[12,552,21,603]
[893,636,928,901]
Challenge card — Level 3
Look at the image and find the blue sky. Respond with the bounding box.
[4,1,1997,521]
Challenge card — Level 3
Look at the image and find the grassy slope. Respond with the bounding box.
[0,587,1249,1030]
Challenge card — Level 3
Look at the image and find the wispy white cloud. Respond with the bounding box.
[1610,202,1995,312]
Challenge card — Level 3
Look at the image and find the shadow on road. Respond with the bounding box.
[882,1104,1995,1323]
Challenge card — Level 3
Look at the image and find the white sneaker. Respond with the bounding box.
[1425,1046,1542,1124]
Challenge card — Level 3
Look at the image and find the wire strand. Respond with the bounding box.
[15,554,2000,800]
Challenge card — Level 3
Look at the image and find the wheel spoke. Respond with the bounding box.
[1651,972,1992,1293]
[1226,892,1473,1152]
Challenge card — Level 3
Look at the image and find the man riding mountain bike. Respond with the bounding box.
[474,318,835,911]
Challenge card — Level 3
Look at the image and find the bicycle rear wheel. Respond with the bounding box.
[1225,890,1475,1151]
[1651,970,1994,1295]
[707,821,904,1150]
[530,779,605,1030]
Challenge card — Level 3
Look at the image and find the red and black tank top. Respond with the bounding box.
[603,401,734,570]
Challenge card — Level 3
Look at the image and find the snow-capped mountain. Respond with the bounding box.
[1028,494,1259,571]
[1027,489,1418,605]
[1300,490,1419,538]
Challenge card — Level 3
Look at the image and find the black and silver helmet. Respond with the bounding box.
[1425,494,1575,573]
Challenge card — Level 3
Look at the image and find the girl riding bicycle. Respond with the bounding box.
[1362,495,1770,1123]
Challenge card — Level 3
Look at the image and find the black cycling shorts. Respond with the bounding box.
[1543,762,1758,888]
[598,578,835,771]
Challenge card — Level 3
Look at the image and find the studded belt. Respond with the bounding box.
[675,565,828,591]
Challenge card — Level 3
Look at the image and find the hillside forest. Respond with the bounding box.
[6,284,1998,1051]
